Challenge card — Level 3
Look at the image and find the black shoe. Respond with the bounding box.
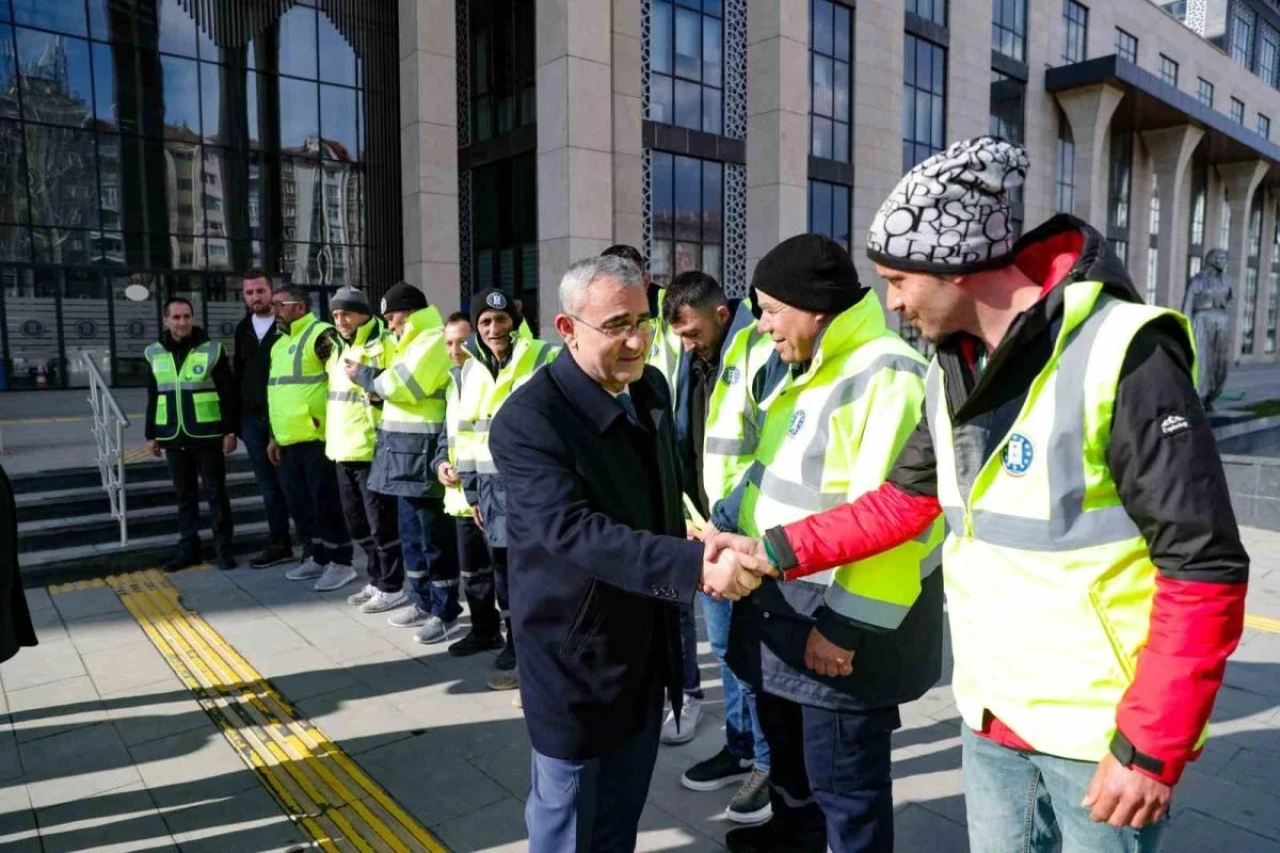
[725,820,825,853]
[680,746,752,792]
[726,768,773,825]
[250,541,294,569]
[216,553,238,571]
[162,552,201,573]
[495,634,517,671]
[448,631,504,657]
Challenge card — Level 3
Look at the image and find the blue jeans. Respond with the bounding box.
[962,725,1169,853]
[526,714,662,852]
[701,593,770,772]
[241,415,291,543]
[277,440,352,566]
[678,602,703,699]
[398,495,461,620]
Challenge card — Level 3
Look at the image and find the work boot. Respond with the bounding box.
[250,539,294,569]
[215,541,237,571]
[724,819,825,853]
[448,630,504,657]
[487,670,519,691]
[162,543,201,573]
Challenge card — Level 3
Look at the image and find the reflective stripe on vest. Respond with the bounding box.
[443,369,472,517]
[267,314,331,446]
[738,294,944,631]
[376,306,450,437]
[455,335,559,476]
[145,340,224,441]
[701,301,775,504]
[926,279,1201,763]
[325,318,392,463]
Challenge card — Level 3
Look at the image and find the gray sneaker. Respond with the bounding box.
[726,767,772,825]
[414,615,458,644]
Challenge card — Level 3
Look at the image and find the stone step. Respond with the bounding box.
[19,495,269,554]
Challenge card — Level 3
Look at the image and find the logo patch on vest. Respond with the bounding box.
[1160,414,1190,436]
[1001,433,1034,477]
[720,366,740,386]
[787,410,806,437]
[192,365,204,375]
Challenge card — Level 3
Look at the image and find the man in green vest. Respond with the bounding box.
[704,234,944,853]
[663,271,776,825]
[709,137,1250,853]
[265,285,354,587]
[325,287,405,609]
[144,297,238,572]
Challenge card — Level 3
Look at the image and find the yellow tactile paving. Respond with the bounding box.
[50,568,449,853]
[1244,613,1280,634]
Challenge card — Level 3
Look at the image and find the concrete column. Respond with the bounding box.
[1218,161,1269,357]
[399,0,460,307]
[1254,194,1276,358]
[746,0,809,281]
[612,0,643,248]
[850,0,904,271]
[1128,138,1154,296]
[946,0,992,145]
[1139,125,1203,308]
[536,0,615,334]
[1055,84,1125,231]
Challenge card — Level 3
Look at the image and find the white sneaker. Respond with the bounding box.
[387,605,429,628]
[285,557,324,581]
[414,615,458,644]
[314,563,357,592]
[660,695,703,745]
[347,584,377,606]
[361,589,409,614]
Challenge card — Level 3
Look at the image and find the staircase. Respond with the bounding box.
[14,455,272,585]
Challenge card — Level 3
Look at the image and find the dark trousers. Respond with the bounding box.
[240,415,290,543]
[525,714,662,852]
[678,603,703,698]
[398,495,461,620]
[458,517,499,636]
[165,446,232,556]
[277,440,352,567]
[756,691,899,853]
[336,462,403,592]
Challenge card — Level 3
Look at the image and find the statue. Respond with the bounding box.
[1180,249,1232,410]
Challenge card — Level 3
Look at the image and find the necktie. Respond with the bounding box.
[617,392,641,427]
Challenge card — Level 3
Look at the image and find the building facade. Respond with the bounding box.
[7,0,1280,390]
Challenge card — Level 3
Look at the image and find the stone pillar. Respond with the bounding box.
[612,0,643,248]
[1254,194,1276,358]
[745,0,809,282]
[399,0,460,307]
[1055,84,1125,231]
[850,0,904,270]
[1217,160,1269,357]
[536,0,616,335]
[1139,125,1203,308]
[1128,139,1154,296]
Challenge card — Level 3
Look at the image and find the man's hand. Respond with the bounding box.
[344,360,359,382]
[472,504,484,531]
[267,438,282,467]
[222,434,237,455]
[147,439,162,458]
[804,628,854,678]
[1082,753,1172,829]
[437,461,460,488]
[705,531,770,573]
[700,548,766,601]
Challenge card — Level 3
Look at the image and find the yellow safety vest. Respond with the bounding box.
[442,365,472,517]
[455,325,560,486]
[144,339,225,441]
[699,300,777,514]
[927,280,1199,763]
[738,293,944,629]
[648,287,683,398]
[267,313,332,446]
[374,305,450,438]
[325,317,393,464]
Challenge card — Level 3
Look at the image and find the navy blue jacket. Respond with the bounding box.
[489,355,704,761]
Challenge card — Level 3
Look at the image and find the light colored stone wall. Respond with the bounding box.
[612,0,644,249]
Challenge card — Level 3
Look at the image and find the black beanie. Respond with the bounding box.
[470,288,521,328]
[380,281,428,314]
[750,234,866,314]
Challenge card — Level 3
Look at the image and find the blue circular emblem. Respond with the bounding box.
[787,410,806,437]
[76,319,98,339]
[193,365,205,375]
[1002,433,1034,477]
[20,319,43,337]
[720,366,740,386]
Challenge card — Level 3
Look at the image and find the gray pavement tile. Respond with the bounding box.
[0,727,20,786]
[36,782,178,853]
[292,620,399,664]
[635,802,726,851]
[249,645,362,705]
[645,727,744,834]
[65,611,149,654]
[52,586,126,622]
[395,695,529,760]
[467,739,533,799]
[154,781,308,853]
[0,639,87,692]
[291,688,420,756]
[5,674,105,744]
[893,802,968,852]
[18,721,142,809]
[175,588,264,621]
[102,679,209,749]
[1221,744,1280,789]
[21,586,53,613]
[81,640,175,697]
[207,617,309,657]
[27,604,70,644]
[127,724,262,808]
[0,781,42,853]
[1176,765,1280,840]
[430,795,530,853]
[342,647,434,701]
[359,732,509,827]
[1164,807,1280,853]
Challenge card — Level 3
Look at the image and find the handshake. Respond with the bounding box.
[697,529,775,601]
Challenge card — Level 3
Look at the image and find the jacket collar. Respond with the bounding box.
[790,292,888,388]
[284,312,318,339]
[396,306,443,348]
[348,315,384,348]
[161,326,209,352]
[549,351,660,435]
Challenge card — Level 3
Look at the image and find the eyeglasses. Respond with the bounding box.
[570,314,656,340]
[271,300,300,308]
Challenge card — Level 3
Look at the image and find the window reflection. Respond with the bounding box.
[278,5,318,80]
[648,0,723,134]
[15,28,94,127]
[161,55,201,137]
[318,11,357,87]
[650,151,723,285]
[13,0,88,36]
[280,77,319,149]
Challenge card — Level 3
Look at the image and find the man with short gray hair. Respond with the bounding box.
[489,255,775,851]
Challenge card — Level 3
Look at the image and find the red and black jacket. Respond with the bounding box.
[764,215,1249,786]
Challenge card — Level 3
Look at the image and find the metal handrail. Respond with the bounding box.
[82,353,130,545]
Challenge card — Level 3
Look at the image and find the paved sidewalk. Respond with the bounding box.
[3,530,1279,852]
